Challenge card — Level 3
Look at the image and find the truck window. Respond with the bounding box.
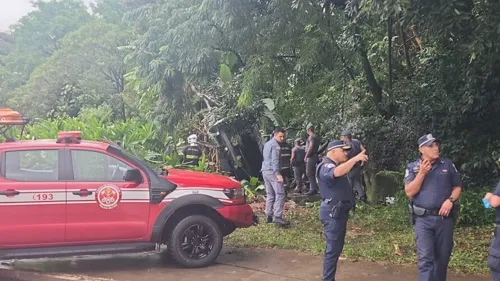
[71,150,131,182]
[5,150,59,181]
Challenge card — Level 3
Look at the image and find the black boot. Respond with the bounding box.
[273,217,290,227]
[305,189,317,196]
[266,215,273,223]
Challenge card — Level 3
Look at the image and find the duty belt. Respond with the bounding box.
[412,205,441,216]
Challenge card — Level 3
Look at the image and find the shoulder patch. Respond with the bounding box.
[325,163,335,168]
[412,165,419,173]
[404,169,409,178]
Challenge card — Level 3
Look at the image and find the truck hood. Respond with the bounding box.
[161,168,242,189]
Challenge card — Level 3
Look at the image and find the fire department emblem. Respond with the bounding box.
[96,184,121,210]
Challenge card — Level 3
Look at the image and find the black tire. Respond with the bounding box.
[167,214,223,268]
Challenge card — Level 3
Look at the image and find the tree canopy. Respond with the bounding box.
[0,0,499,188]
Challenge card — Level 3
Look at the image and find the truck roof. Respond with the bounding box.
[0,139,111,150]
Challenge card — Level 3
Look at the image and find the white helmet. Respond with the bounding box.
[187,134,197,146]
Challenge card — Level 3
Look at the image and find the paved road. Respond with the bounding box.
[0,247,491,281]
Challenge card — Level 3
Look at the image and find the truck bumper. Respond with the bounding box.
[217,204,257,228]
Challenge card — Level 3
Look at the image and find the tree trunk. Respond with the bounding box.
[355,25,384,111]
[399,23,412,70]
[388,16,393,93]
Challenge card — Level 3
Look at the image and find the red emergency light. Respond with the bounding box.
[56,131,82,144]
[0,108,28,125]
[0,108,30,141]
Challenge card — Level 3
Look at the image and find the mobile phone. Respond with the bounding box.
[483,198,492,209]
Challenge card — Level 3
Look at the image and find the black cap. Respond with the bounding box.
[418,134,439,147]
[341,130,352,136]
[327,140,351,151]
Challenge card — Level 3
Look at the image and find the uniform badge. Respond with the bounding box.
[96,184,121,210]
[412,166,420,173]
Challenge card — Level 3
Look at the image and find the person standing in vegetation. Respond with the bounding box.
[261,128,290,227]
[340,130,367,202]
[483,167,500,281]
[279,139,292,189]
[291,139,306,193]
[404,134,462,281]
[183,134,202,166]
[317,140,368,281]
[305,124,320,196]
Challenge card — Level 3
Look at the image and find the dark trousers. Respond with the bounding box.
[492,271,500,281]
[488,227,500,281]
[293,162,305,189]
[306,156,318,192]
[320,201,349,281]
[347,166,365,200]
[414,215,454,281]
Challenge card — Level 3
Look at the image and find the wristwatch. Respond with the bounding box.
[448,197,457,204]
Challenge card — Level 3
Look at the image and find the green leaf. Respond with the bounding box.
[262,98,275,111]
[219,63,232,83]
[255,184,265,191]
[469,52,476,64]
[223,52,238,68]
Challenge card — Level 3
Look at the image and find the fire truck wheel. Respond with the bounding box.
[167,214,223,268]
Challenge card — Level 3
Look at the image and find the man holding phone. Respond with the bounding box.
[404,134,462,281]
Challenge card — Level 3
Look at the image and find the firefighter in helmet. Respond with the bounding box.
[183,134,203,166]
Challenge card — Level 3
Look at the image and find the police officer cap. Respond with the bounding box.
[341,129,352,136]
[327,140,351,151]
[418,133,439,147]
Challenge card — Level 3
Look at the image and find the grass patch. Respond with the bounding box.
[226,200,494,275]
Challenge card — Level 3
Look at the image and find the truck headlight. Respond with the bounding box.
[223,187,246,203]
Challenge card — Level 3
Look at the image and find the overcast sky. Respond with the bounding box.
[0,0,94,32]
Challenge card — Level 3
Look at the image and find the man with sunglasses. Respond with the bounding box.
[404,134,462,281]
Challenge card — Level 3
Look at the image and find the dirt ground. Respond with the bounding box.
[0,247,491,281]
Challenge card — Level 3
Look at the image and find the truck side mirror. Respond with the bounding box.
[124,168,143,183]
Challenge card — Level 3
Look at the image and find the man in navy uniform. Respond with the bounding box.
[340,130,367,202]
[317,140,368,281]
[305,124,320,195]
[404,134,462,281]
[291,138,306,193]
[483,163,500,281]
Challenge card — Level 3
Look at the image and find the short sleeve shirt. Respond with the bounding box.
[292,146,305,163]
[404,158,462,209]
[316,158,354,203]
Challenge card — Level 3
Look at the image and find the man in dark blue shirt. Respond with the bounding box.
[291,139,306,193]
[340,130,367,202]
[404,134,462,281]
[305,124,320,195]
[317,140,368,281]
[483,170,500,281]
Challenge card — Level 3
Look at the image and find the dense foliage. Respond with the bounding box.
[0,0,499,192]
